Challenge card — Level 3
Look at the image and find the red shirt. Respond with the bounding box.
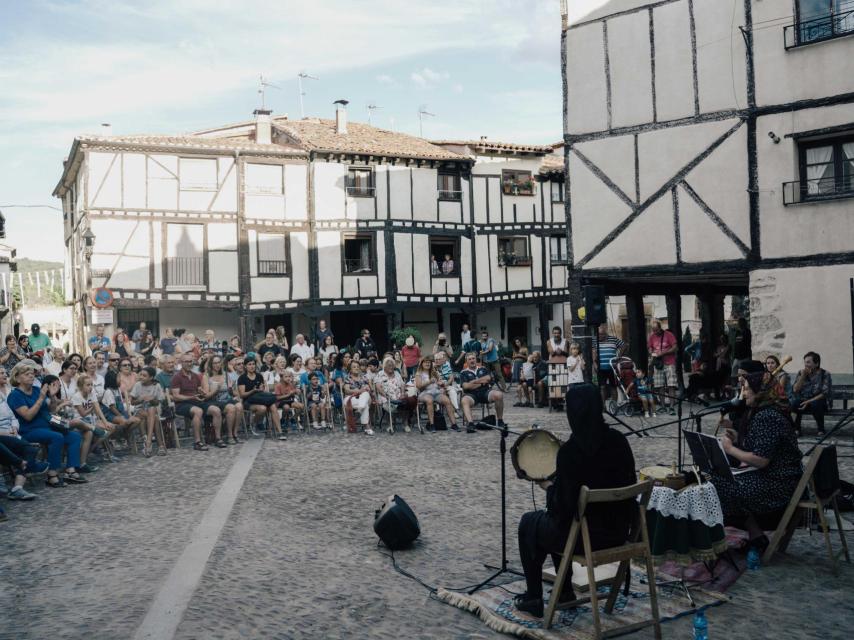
[401,344,421,368]
[171,370,203,398]
[647,330,677,366]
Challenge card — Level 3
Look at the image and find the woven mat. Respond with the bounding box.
[436,567,728,640]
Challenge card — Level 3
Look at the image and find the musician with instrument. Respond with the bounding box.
[711,362,802,553]
[515,383,636,618]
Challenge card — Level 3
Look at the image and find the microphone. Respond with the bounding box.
[695,397,743,414]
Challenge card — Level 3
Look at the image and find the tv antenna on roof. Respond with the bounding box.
[418,104,435,137]
[298,71,318,119]
[258,74,280,111]
[366,102,382,125]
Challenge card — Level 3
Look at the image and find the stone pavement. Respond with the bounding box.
[1,403,852,640]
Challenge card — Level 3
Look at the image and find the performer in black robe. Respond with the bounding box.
[515,383,637,617]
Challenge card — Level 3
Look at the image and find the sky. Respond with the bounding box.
[0,0,609,262]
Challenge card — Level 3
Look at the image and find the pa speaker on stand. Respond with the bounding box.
[374,495,420,550]
[583,285,607,326]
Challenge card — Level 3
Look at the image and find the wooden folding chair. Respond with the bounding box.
[763,445,851,573]
[544,480,661,639]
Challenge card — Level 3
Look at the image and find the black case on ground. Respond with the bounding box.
[373,495,420,550]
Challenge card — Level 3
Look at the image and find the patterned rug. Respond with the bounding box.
[436,567,729,640]
[658,526,749,593]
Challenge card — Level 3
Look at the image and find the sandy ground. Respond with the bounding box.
[1,402,852,640]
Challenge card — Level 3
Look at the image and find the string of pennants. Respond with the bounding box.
[0,269,66,307]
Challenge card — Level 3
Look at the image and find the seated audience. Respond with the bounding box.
[791,351,832,436]
[413,356,458,432]
[459,352,505,433]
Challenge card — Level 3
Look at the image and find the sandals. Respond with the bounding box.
[193,441,209,451]
[215,439,228,449]
[46,474,64,488]
[63,471,88,484]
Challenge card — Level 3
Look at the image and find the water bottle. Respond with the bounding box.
[693,610,708,640]
[746,548,761,571]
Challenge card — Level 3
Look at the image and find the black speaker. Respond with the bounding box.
[583,285,607,325]
[373,495,420,550]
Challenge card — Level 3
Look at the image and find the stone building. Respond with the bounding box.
[561,0,854,373]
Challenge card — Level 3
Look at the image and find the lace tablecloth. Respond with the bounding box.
[646,483,728,564]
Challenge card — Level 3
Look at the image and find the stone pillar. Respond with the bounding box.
[538,303,550,354]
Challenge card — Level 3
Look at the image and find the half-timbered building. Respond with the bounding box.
[55,105,567,352]
[562,0,854,373]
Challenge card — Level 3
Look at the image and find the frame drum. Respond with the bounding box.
[510,429,562,482]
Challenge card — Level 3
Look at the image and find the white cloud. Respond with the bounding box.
[410,67,450,89]
[452,83,464,94]
[376,74,394,84]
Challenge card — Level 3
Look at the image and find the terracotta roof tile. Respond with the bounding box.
[273,118,466,161]
[539,155,565,175]
[431,139,554,155]
[76,134,305,155]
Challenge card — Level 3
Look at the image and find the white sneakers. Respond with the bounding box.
[365,428,374,436]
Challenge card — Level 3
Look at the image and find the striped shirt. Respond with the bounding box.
[598,335,625,371]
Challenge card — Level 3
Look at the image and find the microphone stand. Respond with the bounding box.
[468,421,525,594]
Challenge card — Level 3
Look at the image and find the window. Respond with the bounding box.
[343,235,375,274]
[550,234,568,264]
[498,237,531,267]
[789,0,854,47]
[246,163,284,195]
[166,223,205,287]
[257,233,289,276]
[179,158,218,191]
[438,171,462,201]
[551,181,564,202]
[346,167,374,197]
[501,170,535,196]
[786,135,854,203]
[429,237,460,276]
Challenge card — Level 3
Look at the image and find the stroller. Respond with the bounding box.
[608,356,644,417]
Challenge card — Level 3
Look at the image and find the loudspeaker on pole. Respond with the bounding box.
[583,285,606,326]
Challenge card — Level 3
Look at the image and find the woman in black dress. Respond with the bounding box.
[515,383,637,617]
[711,364,802,551]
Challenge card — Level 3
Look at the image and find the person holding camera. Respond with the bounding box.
[432,333,453,358]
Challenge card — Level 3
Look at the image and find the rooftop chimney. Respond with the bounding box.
[253,109,272,144]
[333,99,349,135]
[100,123,112,136]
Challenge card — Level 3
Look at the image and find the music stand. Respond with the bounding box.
[467,421,525,594]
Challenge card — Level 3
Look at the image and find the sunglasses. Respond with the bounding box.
[121,364,131,368]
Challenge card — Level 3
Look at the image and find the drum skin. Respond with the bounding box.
[510,429,562,482]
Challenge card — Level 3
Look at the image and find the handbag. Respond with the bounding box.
[48,414,70,435]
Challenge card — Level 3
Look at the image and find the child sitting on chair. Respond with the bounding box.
[275,371,302,431]
[306,373,329,430]
[632,368,657,418]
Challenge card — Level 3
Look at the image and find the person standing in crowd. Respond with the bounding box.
[319,335,338,369]
[137,327,155,358]
[647,320,679,415]
[401,336,421,379]
[546,326,568,358]
[459,352,506,432]
[460,323,472,350]
[256,329,283,363]
[355,329,377,359]
[314,319,333,347]
[791,352,832,437]
[432,333,453,359]
[174,329,191,355]
[114,330,132,358]
[457,330,483,368]
[28,324,52,354]
[160,328,178,355]
[596,324,625,405]
[479,330,506,392]
[566,342,585,386]
[200,330,221,356]
[130,322,147,351]
[729,315,752,380]
[0,335,27,375]
[88,324,112,354]
[274,326,290,352]
[511,338,529,385]
[290,333,315,361]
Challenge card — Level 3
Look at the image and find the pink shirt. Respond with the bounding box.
[647,330,677,366]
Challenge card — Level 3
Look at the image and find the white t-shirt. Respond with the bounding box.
[549,338,568,355]
[71,389,98,422]
[130,381,164,405]
[291,342,315,361]
[521,362,535,381]
[90,374,106,401]
[59,376,78,401]
[567,355,584,384]
[0,397,20,435]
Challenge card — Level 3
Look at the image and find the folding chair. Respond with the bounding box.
[544,480,661,639]
[763,445,851,573]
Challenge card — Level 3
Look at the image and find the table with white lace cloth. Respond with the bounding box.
[645,483,729,563]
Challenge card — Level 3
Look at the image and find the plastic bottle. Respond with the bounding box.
[693,610,708,640]
[746,548,761,571]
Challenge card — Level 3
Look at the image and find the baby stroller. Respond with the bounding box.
[608,356,643,417]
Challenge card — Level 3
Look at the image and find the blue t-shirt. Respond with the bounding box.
[160,337,178,355]
[480,338,498,363]
[598,335,625,371]
[88,336,111,353]
[636,376,651,396]
[7,386,52,433]
[460,366,491,393]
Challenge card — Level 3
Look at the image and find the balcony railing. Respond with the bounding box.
[784,7,854,48]
[167,256,204,287]
[343,258,374,273]
[782,177,854,205]
[498,254,533,267]
[259,259,288,276]
[438,189,462,201]
[346,185,375,197]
